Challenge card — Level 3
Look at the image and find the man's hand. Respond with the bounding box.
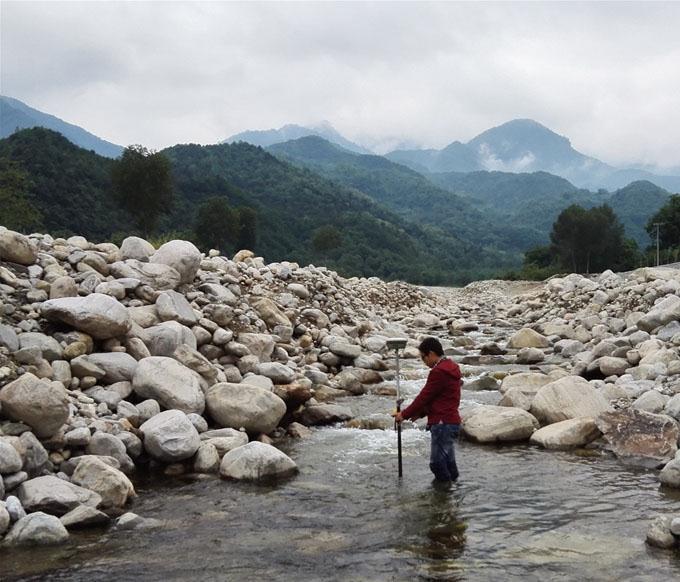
[391,410,404,423]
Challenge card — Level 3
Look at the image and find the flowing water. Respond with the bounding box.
[2,364,680,581]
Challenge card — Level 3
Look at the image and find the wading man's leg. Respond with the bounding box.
[429,424,460,482]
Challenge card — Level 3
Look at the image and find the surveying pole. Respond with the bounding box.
[386,338,408,478]
[653,222,663,266]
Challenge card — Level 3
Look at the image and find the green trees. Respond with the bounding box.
[193,197,258,254]
[311,225,343,253]
[517,204,639,278]
[0,159,43,232]
[646,194,680,253]
[111,145,173,235]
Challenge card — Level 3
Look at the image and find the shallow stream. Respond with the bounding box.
[3,366,680,581]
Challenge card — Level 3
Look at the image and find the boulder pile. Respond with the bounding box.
[0,228,444,545]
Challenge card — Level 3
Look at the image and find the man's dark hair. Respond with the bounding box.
[418,337,443,357]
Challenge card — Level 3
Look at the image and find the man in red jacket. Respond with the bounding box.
[393,337,462,482]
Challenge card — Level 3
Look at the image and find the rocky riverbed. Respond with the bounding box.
[1,227,680,559]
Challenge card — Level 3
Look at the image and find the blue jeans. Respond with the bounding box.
[429,423,460,482]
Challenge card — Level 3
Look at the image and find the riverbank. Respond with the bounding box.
[1,228,680,559]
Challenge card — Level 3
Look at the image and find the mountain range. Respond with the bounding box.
[2,95,679,193]
[0,95,123,158]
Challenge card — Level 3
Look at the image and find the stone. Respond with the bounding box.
[329,340,361,359]
[18,432,49,476]
[150,240,201,284]
[596,408,679,468]
[256,362,296,384]
[597,356,630,377]
[638,295,680,333]
[187,412,208,433]
[508,328,550,349]
[59,505,110,529]
[86,433,134,474]
[147,320,197,357]
[109,259,181,290]
[530,418,601,450]
[530,376,610,425]
[0,438,24,473]
[499,372,553,395]
[632,391,669,414]
[238,333,275,361]
[76,352,138,383]
[296,403,353,426]
[194,443,220,473]
[49,276,79,299]
[133,356,205,414]
[0,323,19,352]
[60,455,121,476]
[206,382,287,434]
[664,394,680,421]
[219,441,297,481]
[172,344,221,385]
[71,456,136,508]
[461,405,539,443]
[16,475,101,515]
[41,293,131,339]
[5,495,26,522]
[646,516,676,549]
[0,502,9,534]
[250,296,291,329]
[156,290,198,326]
[120,236,155,261]
[0,373,69,437]
[115,512,163,530]
[4,512,69,545]
[18,332,63,361]
[412,313,440,328]
[659,459,680,488]
[139,410,201,462]
[64,427,92,447]
[516,347,545,364]
[0,229,37,265]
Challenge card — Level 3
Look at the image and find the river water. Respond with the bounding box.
[3,363,680,581]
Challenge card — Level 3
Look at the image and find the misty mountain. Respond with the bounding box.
[223,121,372,155]
[268,136,546,251]
[0,95,123,158]
[387,118,680,192]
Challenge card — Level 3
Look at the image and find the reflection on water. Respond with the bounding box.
[3,372,680,580]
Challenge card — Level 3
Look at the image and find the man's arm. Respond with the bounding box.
[400,368,446,420]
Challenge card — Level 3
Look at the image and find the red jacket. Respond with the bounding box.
[401,358,461,425]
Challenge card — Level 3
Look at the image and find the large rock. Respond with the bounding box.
[59,505,110,529]
[507,328,550,349]
[329,341,361,359]
[645,516,676,549]
[139,410,201,462]
[256,362,296,384]
[530,418,601,450]
[250,297,291,330]
[596,356,629,377]
[637,295,680,333]
[146,321,197,357]
[499,372,553,395]
[297,403,353,426]
[71,457,136,509]
[219,441,297,481]
[109,259,181,290]
[150,240,201,284]
[596,408,679,468]
[75,352,138,383]
[16,475,102,515]
[238,333,275,361]
[659,458,680,488]
[0,438,24,473]
[4,512,69,545]
[18,332,63,361]
[41,294,131,339]
[156,290,198,326]
[120,236,155,261]
[0,323,19,352]
[530,376,610,425]
[132,356,205,414]
[0,230,37,265]
[0,373,69,437]
[206,383,286,434]
[461,405,539,443]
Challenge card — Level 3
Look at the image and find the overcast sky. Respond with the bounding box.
[2,1,680,167]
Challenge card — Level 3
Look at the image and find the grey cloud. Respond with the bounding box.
[1,1,679,167]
